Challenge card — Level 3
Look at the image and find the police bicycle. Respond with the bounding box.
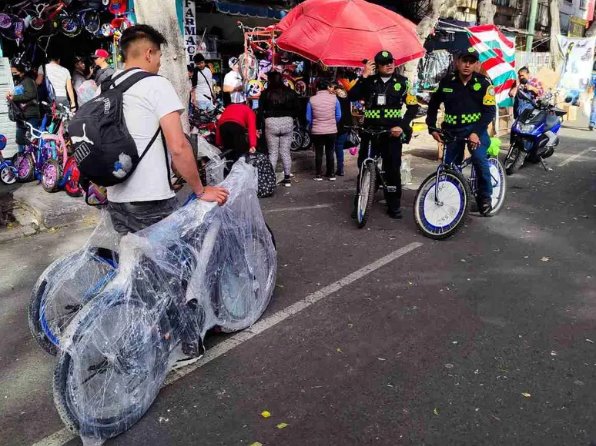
[413,128,507,240]
[354,127,401,228]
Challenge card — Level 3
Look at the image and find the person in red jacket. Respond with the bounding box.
[215,102,258,161]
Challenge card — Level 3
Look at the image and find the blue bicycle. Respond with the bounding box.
[413,128,507,240]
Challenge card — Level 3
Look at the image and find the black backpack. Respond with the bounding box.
[70,68,164,187]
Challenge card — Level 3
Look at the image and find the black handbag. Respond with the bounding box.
[245,152,276,198]
[345,128,361,149]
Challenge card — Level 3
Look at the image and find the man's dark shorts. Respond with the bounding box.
[107,197,178,235]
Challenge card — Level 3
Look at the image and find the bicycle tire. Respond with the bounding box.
[505,144,525,175]
[486,157,507,216]
[0,164,16,184]
[300,130,311,149]
[14,153,35,182]
[28,248,118,356]
[42,158,63,192]
[414,168,471,240]
[290,129,303,152]
[356,161,377,229]
[53,295,171,440]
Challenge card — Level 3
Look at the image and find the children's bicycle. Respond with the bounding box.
[413,128,507,240]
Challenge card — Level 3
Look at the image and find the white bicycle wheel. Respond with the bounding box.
[414,169,471,240]
[470,157,507,216]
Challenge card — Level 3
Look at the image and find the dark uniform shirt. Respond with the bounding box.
[426,71,496,135]
[349,72,419,134]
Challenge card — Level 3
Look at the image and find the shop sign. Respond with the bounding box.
[184,0,197,64]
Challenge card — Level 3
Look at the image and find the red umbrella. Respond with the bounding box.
[275,0,425,67]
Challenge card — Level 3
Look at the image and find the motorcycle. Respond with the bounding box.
[504,90,567,175]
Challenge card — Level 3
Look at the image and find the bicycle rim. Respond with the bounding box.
[414,171,469,239]
[357,163,376,228]
[487,157,506,215]
[0,165,16,184]
[56,299,168,438]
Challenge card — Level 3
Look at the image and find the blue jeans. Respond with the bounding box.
[335,131,348,174]
[444,125,492,201]
[590,96,596,126]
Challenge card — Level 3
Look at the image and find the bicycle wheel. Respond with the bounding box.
[42,158,63,192]
[29,248,118,355]
[300,130,311,149]
[469,157,507,216]
[214,228,276,333]
[290,129,303,151]
[53,295,171,440]
[356,161,377,229]
[0,164,16,184]
[414,169,471,240]
[14,153,35,182]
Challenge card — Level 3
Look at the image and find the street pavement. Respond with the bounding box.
[1,122,595,446]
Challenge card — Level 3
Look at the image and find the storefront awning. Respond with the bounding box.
[213,1,288,20]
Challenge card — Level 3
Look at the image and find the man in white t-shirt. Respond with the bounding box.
[223,56,245,105]
[103,24,228,235]
[38,53,77,111]
[192,53,215,112]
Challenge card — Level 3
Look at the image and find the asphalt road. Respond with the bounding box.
[1,122,595,446]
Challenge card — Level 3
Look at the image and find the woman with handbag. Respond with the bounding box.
[258,71,298,187]
[6,63,41,152]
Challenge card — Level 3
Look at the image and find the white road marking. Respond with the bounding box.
[31,241,423,446]
[557,146,596,167]
[265,203,333,213]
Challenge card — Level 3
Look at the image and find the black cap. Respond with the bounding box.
[458,47,480,61]
[374,50,394,65]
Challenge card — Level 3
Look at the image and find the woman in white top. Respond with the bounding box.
[38,53,77,111]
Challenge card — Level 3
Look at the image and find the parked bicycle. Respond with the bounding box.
[0,134,17,185]
[413,128,507,240]
[290,118,311,151]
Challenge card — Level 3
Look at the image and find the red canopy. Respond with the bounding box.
[275,0,425,67]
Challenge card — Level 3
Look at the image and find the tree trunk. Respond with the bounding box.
[477,0,496,25]
[403,0,444,82]
[549,0,563,72]
[133,0,191,133]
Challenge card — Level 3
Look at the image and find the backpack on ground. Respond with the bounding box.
[70,68,163,187]
[245,152,276,198]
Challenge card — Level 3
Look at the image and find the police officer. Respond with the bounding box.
[349,50,419,219]
[426,47,496,215]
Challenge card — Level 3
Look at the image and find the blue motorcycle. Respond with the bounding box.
[504,91,567,175]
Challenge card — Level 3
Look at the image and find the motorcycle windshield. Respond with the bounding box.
[519,109,547,125]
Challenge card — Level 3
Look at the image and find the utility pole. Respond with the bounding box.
[526,0,538,53]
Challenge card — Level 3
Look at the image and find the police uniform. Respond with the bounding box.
[426,47,496,207]
[349,50,420,217]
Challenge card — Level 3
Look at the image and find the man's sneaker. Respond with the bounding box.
[328,176,336,181]
[314,176,323,181]
[387,208,403,219]
[281,178,291,187]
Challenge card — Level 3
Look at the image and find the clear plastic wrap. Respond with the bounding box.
[38,159,275,443]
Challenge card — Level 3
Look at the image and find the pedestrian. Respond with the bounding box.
[6,62,41,152]
[258,71,298,187]
[332,82,352,176]
[348,50,419,219]
[215,100,258,162]
[192,53,215,112]
[426,48,495,215]
[223,56,245,105]
[92,49,115,87]
[307,79,341,181]
[39,51,76,111]
[97,24,228,235]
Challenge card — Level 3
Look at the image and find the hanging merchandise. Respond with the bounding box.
[557,36,596,104]
[418,50,453,90]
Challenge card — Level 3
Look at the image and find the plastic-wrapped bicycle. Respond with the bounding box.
[413,128,506,240]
